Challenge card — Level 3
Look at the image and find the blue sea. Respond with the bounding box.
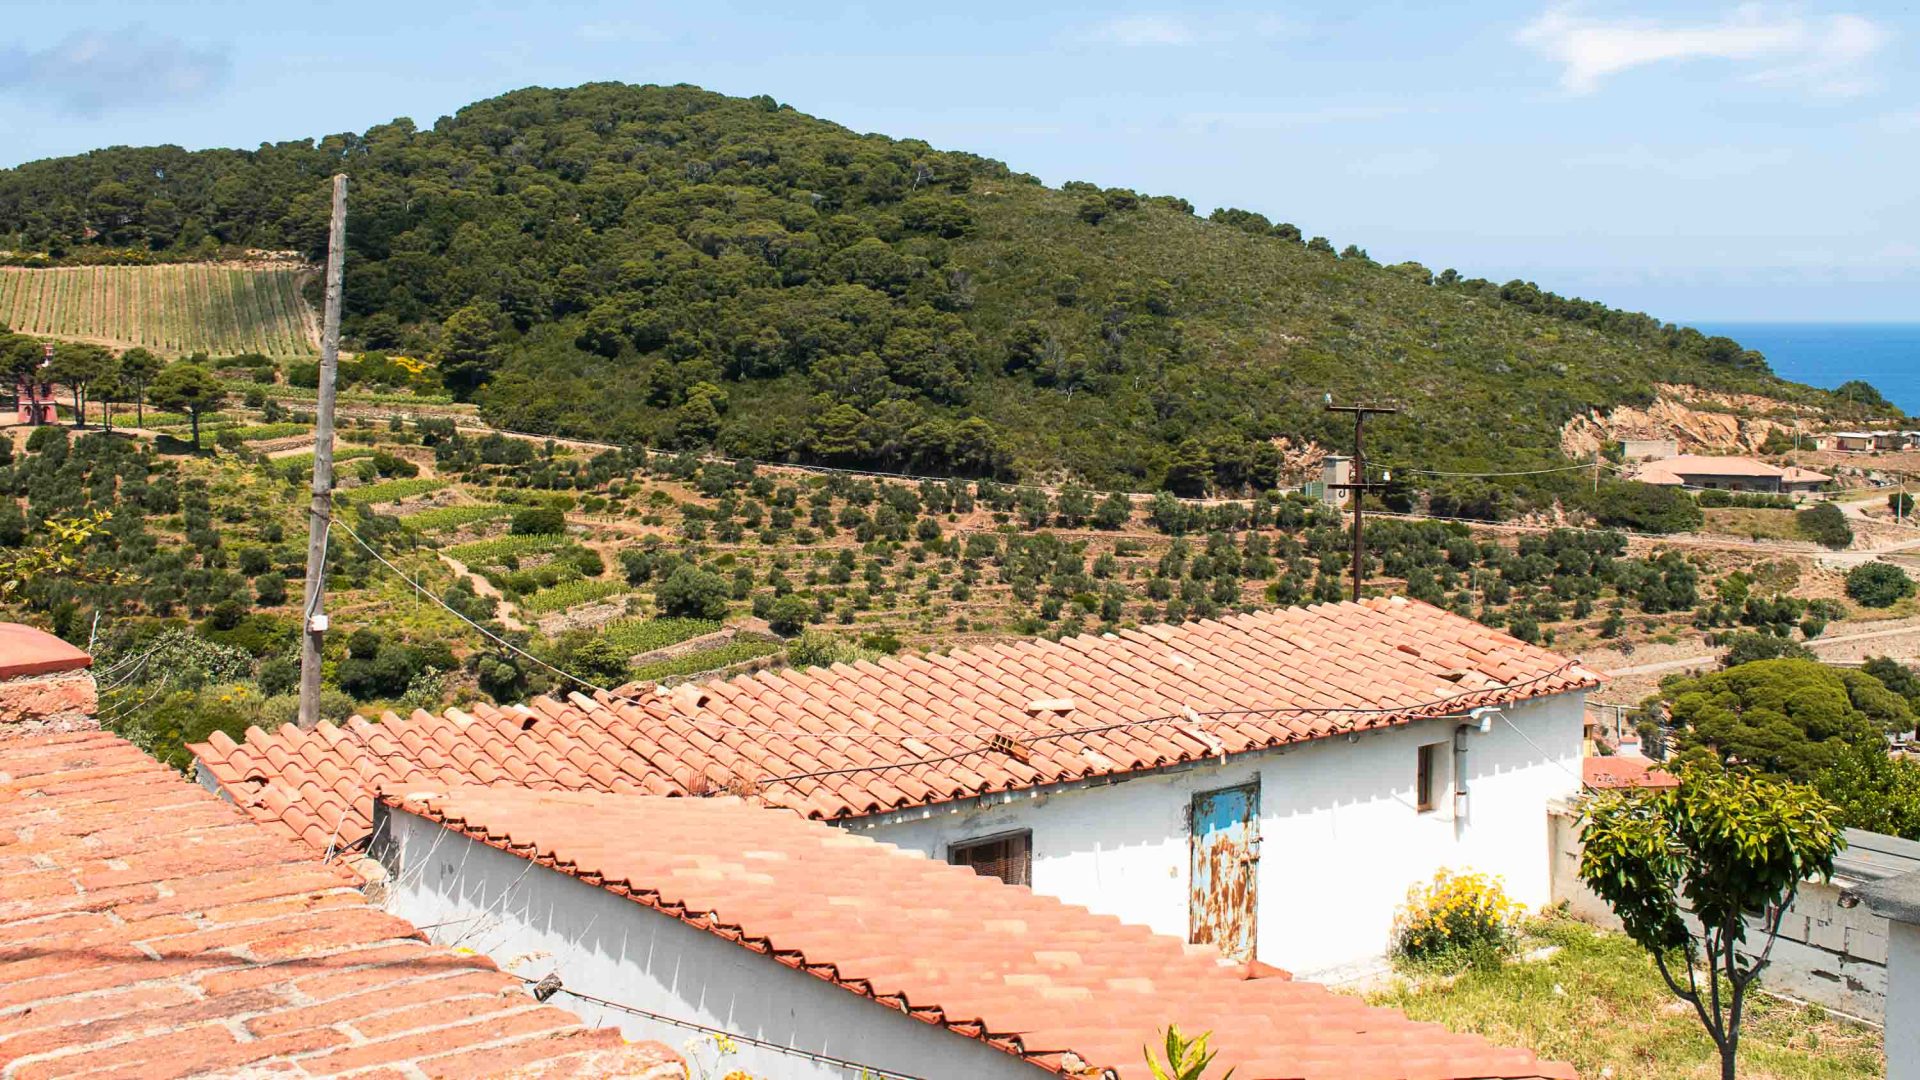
[1696,322,1920,415]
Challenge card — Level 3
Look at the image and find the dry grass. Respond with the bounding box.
[1364,915,1882,1080]
[1702,508,1806,543]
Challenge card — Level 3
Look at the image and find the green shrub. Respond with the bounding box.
[767,593,814,636]
[511,505,567,535]
[1796,502,1853,549]
[1391,869,1524,970]
[655,565,730,620]
[1846,562,1914,608]
[1720,631,1815,667]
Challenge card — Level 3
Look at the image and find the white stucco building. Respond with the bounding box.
[849,691,1585,976]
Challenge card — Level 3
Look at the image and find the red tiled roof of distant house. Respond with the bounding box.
[1633,454,1792,486]
[1780,466,1832,484]
[0,730,680,1079]
[385,785,1576,1080]
[194,598,1603,857]
[1582,755,1680,789]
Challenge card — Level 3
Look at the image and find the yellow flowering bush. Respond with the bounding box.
[1391,868,1526,969]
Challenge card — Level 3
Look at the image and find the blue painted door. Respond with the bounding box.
[1190,782,1260,961]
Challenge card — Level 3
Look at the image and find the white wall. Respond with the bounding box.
[381,808,1047,1080]
[1889,921,1920,1080]
[849,692,1585,976]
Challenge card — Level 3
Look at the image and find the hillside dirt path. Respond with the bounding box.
[437,552,525,632]
[1601,617,1920,681]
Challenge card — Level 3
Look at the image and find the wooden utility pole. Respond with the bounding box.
[1325,399,1398,602]
[298,175,348,729]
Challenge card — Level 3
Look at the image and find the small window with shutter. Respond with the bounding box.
[1416,743,1439,813]
[948,831,1032,886]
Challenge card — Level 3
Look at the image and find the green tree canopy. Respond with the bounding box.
[1578,764,1843,1080]
[1662,658,1909,781]
[146,362,224,449]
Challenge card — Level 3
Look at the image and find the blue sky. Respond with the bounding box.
[1,1,1914,322]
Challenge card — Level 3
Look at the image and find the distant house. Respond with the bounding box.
[1781,466,1834,493]
[1619,438,1678,462]
[195,598,1603,977]
[1631,454,1826,494]
[1877,432,1912,451]
[1825,431,1878,453]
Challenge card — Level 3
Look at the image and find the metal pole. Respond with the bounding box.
[298,174,348,729]
[1351,412,1366,601]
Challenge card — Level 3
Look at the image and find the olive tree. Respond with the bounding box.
[1578,764,1842,1080]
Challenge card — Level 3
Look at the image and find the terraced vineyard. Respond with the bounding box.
[0,264,316,356]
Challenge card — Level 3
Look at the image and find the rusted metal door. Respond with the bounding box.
[1190,781,1260,961]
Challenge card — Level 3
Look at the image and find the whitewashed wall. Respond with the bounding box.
[381,807,1047,1080]
[848,692,1586,976]
[1890,921,1920,1080]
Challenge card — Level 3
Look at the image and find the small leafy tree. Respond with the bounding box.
[118,346,164,427]
[1844,561,1914,608]
[0,511,119,602]
[148,362,224,449]
[1578,764,1843,1080]
[1145,1025,1234,1080]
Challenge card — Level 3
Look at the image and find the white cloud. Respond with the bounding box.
[1084,12,1291,47]
[0,27,230,116]
[1516,6,1888,97]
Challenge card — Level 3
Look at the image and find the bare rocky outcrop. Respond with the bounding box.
[1562,384,1820,458]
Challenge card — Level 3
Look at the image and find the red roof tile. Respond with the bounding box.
[0,625,91,679]
[194,598,1602,856]
[0,730,680,1079]
[385,786,1576,1080]
[1581,755,1679,790]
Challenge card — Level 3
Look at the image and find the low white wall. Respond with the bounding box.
[1890,922,1920,1080]
[850,692,1584,975]
[382,807,1045,1080]
[1551,808,1895,1020]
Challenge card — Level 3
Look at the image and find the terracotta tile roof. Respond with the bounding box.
[0,626,91,680]
[194,598,1602,855]
[1632,455,1788,485]
[1582,755,1679,790]
[384,786,1575,1080]
[0,730,680,1080]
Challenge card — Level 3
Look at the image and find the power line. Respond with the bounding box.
[502,974,931,1080]
[332,513,1596,793]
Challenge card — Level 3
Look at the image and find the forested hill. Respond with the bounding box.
[0,82,1830,490]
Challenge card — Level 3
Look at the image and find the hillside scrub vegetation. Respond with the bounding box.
[0,82,1860,496]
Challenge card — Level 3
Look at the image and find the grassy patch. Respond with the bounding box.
[519,577,627,615]
[229,422,312,442]
[400,504,512,531]
[1702,508,1804,542]
[632,638,781,681]
[337,476,446,505]
[599,617,721,655]
[445,533,569,566]
[1365,916,1882,1079]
